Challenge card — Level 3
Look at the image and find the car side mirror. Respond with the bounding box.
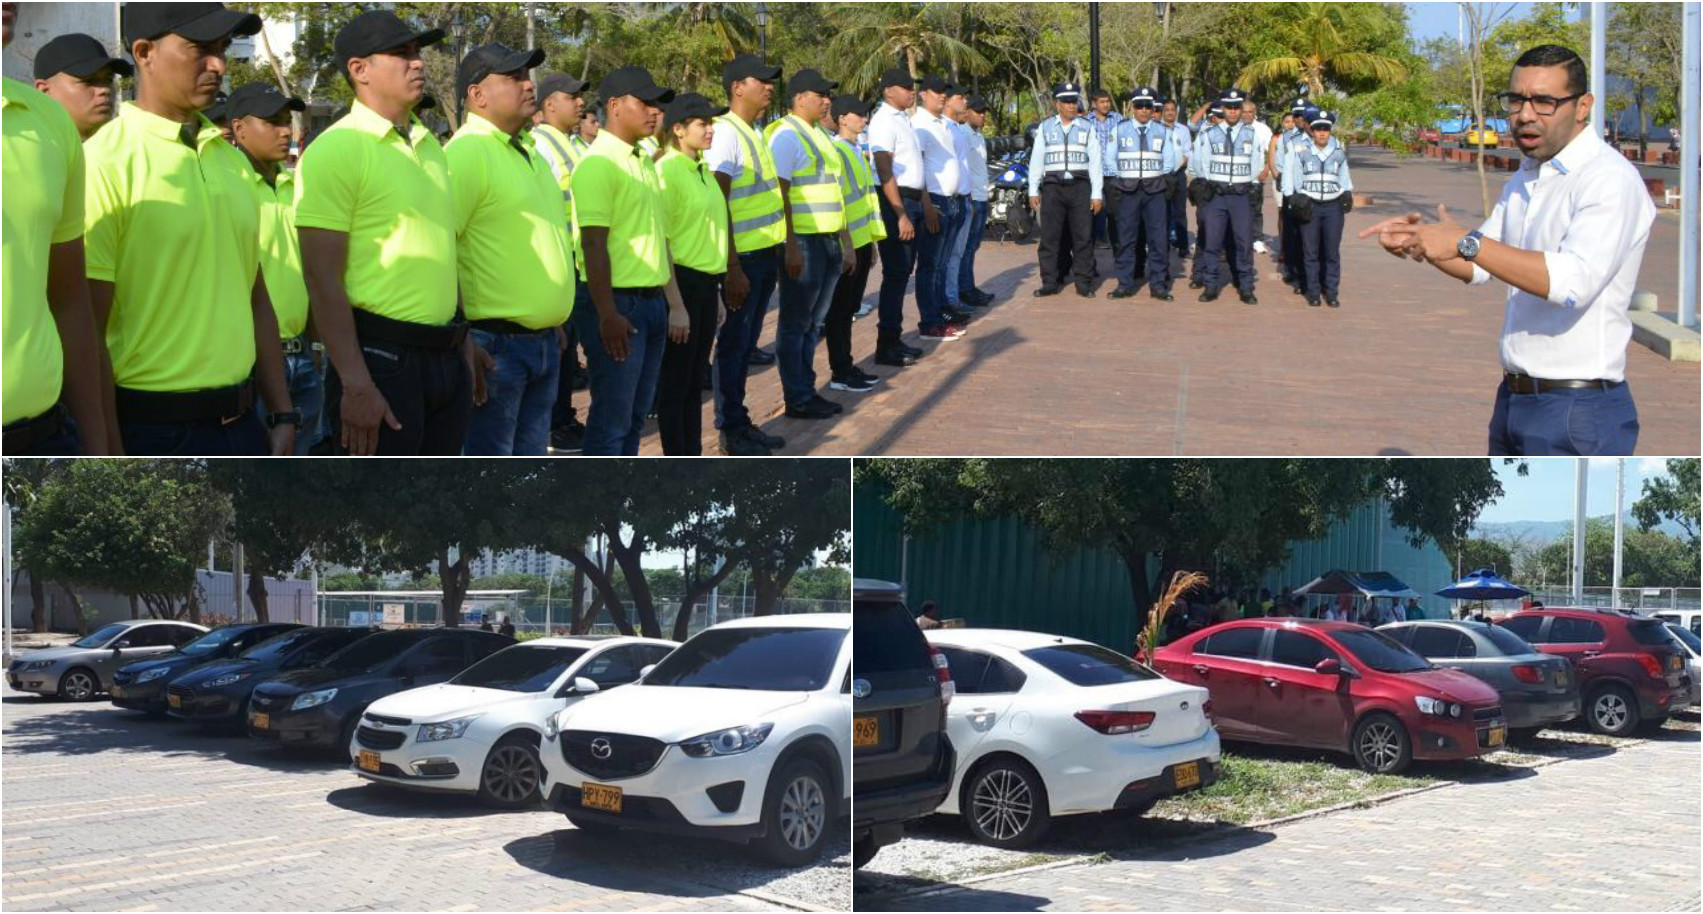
[571,677,600,695]
[638,664,657,681]
[1314,658,1343,676]
[112,641,131,651]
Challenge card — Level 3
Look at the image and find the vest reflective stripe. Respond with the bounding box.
[533,125,582,206]
[833,141,885,247]
[1041,118,1093,172]
[1206,124,1255,183]
[1296,145,1348,200]
[1114,124,1166,178]
[765,115,844,234]
[718,113,786,250]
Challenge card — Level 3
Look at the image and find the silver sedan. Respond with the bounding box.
[7,619,207,700]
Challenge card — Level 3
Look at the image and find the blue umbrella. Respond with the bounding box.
[1436,567,1530,602]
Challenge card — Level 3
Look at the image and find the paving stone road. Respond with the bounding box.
[857,725,1701,912]
[0,687,848,912]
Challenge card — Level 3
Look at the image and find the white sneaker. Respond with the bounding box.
[1253,240,1268,253]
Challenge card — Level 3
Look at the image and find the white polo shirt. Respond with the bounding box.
[1470,128,1656,383]
[1244,118,1274,173]
[949,119,977,196]
[911,107,961,197]
[867,101,924,191]
[964,128,989,203]
[1165,121,1192,169]
[705,113,751,179]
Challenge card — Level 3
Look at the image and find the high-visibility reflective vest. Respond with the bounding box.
[1276,127,1309,174]
[531,123,586,222]
[1204,123,1257,184]
[1038,116,1096,174]
[1112,121,1167,179]
[1294,142,1349,201]
[716,112,786,252]
[832,137,887,248]
[765,114,844,235]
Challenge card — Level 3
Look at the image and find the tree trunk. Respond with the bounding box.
[246,568,270,623]
[607,532,662,638]
[128,594,140,621]
[570,566,586,635]
[557,547,634,635]
[439,548,469,629]
[58,583,87,634]
[670,561,741,642]
[751,564,796,616]
[1636,88,1647,160]
[28,573,47,633]
[185,587,202,626]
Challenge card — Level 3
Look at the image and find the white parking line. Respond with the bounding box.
[9,800,206,826]
[4,851,324,904]
[4,836,283,876]
[2,795,156,813]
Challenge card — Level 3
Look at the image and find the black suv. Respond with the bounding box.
[851,579,955,869]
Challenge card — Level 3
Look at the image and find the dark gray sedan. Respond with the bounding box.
[1379,619,1579,732]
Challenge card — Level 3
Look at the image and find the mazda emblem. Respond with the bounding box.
[852,678,871,699]
[590,737,613,759]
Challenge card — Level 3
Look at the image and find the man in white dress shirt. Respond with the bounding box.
[868,68,933,364]
[1365,44,1655,456]
[910,74,966,340]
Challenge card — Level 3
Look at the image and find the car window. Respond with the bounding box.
[1270,630,1339,668]
[125,625,177,648]
[168,625,202,646]
[1482,625,1536,656]
[244,628,361,663]
[1410,627,1469,659]
[646,626,845,691]
[323,631,423,672]
[1628,619,1677,647]
[979,655,1028,693]
[632,644,674,671]
[935,647,991,693]
[853,599,931,675]
[1499,615,1545,641]
[468,633,512,662]
[180,627,247,657]
[405,638,467,676]
[1333,629,1432,673]
[1195,627,1263,660]
[1023,643,1159,686]
[578,646,648,687]
[1381,625,1415,647]
[71,623,129,648]
[453,645,589,692]
[1666,624,1701,654]
[1549,617,1606,644]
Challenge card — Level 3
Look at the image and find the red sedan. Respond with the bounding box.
[1152,619,1506,774]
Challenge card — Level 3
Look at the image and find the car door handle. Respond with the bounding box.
[1193,665,1211,677]
[1582,650,1601,657]
[1264,678,1281,689]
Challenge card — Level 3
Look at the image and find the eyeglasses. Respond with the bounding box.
[1495,91,1583,116]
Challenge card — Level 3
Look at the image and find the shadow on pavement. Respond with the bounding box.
[324,782,534,820]
[856,884,1052,912]
[0,702,343,776]
[505,827,849,899]
[862,325,1027,456]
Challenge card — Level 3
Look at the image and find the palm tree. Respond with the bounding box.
[826,2,989,96]
[669,2,757,60]
[1236,2,1408,97]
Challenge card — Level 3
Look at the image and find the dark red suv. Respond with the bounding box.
[1152,619,1505,774]
[1495,608,1689,736]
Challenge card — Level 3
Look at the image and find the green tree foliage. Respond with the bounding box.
[1458,537,1515,577]
[1532,518,1698,590]
[1236,2,1410,97]
[1632,458,1700,549]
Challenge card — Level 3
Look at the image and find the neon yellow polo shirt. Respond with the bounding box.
[570,130,668,288]
[2,78,83,423]
[446,113,575,329]
[294,100,457,326]
[658,149,729,276]
[84,103,259,393]
[249,166,309,340]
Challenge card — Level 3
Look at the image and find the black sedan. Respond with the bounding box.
[247,628,514,758]
[1379,619,1579,732]
[110,623,303,715]
[167,626,376,728]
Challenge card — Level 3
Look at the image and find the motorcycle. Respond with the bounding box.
[985,136,1034,242]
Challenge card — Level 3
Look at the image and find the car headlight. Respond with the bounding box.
[136,668,170,683]
[678,723,774,758]
[543,709,563,741]
[1414,696,1462,718]
[416,716,480,743]
[23,660,54,671]
[290,688,338,711]
[205,673,248,688]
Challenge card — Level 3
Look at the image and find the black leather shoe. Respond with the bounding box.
[1326,296,1340,308]
[1034,285,1063,297]
[1075,284,1096,298]
[1151,289,1175,302]
[900,342,924,358]
[1199,287,1221,302]
[719,430,770,456]
[1290,284,1306,296]
[1239,289,1258,305]
[1306,295,1321,307]
[785,399,837,420]
[808,394,844,415]
[1108,287,1139,300]
[970,288,995,304]
[875,346,917,367]
[1188,279,1205,290]
[752,426,786,449]
[747,347,776,366]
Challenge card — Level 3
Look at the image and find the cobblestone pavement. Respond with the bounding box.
[1,687,848,912]
[857,723,1700,911]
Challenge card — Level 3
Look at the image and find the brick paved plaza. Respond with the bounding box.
[641,146,1698,456]
[0,686,847,912]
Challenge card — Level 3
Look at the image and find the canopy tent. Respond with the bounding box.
[1292,570,1419,600]
[1435,567,1531,602]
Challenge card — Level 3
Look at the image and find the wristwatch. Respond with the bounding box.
[1456,230,1484,261]
[266,410,302,429]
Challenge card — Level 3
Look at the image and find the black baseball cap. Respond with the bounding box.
[788,69,838,99]
[334,10,445,73]
[917,74,951,95]
[457,42,545,98]
[723,53,782,87]
[831,94,874,119]
[878,68,916,90]
[599,66,675,106]
[34,34,132,80]
[227,83,305,120]
[966,94,989,114]
[537,72,589,100]
[122,3,261,47]
[415,93,439,112]
[664,92,728,130]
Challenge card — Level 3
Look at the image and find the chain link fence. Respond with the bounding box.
[1518,586,1701,614]
[317,592,848,640]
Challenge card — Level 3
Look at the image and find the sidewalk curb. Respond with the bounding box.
[737,887,842,912]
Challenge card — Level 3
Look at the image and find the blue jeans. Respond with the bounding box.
[875,195,926,336]
[463,327,561,456]
[572,290,667,456]
[1488,379,1640,456]
[938,195,970,307]
[914,193,954,332]
[122,409,267,455]
[776,234,842,408]
[260,349,324,455]
[713,245,779,431]
[956,199,987,295]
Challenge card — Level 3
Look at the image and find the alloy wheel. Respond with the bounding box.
[777,774,826,851]
[1358,721,1402,772]
[1594,692,1629,733]
[482,745,541,804]
[971,767,1033,842]
[62,671,96,701]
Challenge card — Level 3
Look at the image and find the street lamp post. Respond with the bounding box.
[1088,2,1102,94]
[755,3,770,65]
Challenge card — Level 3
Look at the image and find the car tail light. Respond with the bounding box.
[928,645,954,705]
[1637,654,1664,679]
[1511,664,1544,685]
[1201,700,1214,722]
[1074,710,1156,735]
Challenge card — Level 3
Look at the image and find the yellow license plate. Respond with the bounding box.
[582,782,623,814]
[358,750,382,773]
[111,686,126,699]
[251,712,269,730]
[853,715,880,748]
[1173,760,1201,789]
[1487,725,1507,747]
[167,693,181,709]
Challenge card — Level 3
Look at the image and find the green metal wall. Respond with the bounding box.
[854,483,1454,650]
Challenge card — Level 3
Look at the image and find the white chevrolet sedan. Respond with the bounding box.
[351,636,677,807]
[924,629,1222,848]
[540,614,851,866]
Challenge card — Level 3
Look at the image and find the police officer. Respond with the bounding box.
[32,33,130,141]
[1273,98,1313,293]
[1189,89,1259,304]
[1187,101,1223,289]
[1106,87,1178,301]
[1160,97,1192,257]
[1281,109,1354,308]
[1028,81,1103,297]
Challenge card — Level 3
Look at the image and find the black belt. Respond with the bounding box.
[613,286,666,297]
[352,309,469,351]
[1042,172,1091,185]
[470,318,553,337]
[1504,373,1623,395]
[1212,182,1253,195]
[2,403,66,453]
[281,335,310,355]
[116,380,255,426]
[897,187,924,201]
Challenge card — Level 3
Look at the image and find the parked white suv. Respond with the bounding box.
[540,614,851,865]
[351,636,676,807]
[924,628,1221,848]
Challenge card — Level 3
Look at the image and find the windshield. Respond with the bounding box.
[241,628,360,661]
[452,645,588,692]
[1667,624,1701,655]
[181,627,246,656]
[1332,629,1433,674]
[645,626,845,691]
[321,631,423,674]
[1481,625,1537,656]
[1023,644,1159,686]
[72,623,129,649]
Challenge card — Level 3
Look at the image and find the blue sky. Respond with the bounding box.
[1404,2,1558,44]
[1478,458,1675,524]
